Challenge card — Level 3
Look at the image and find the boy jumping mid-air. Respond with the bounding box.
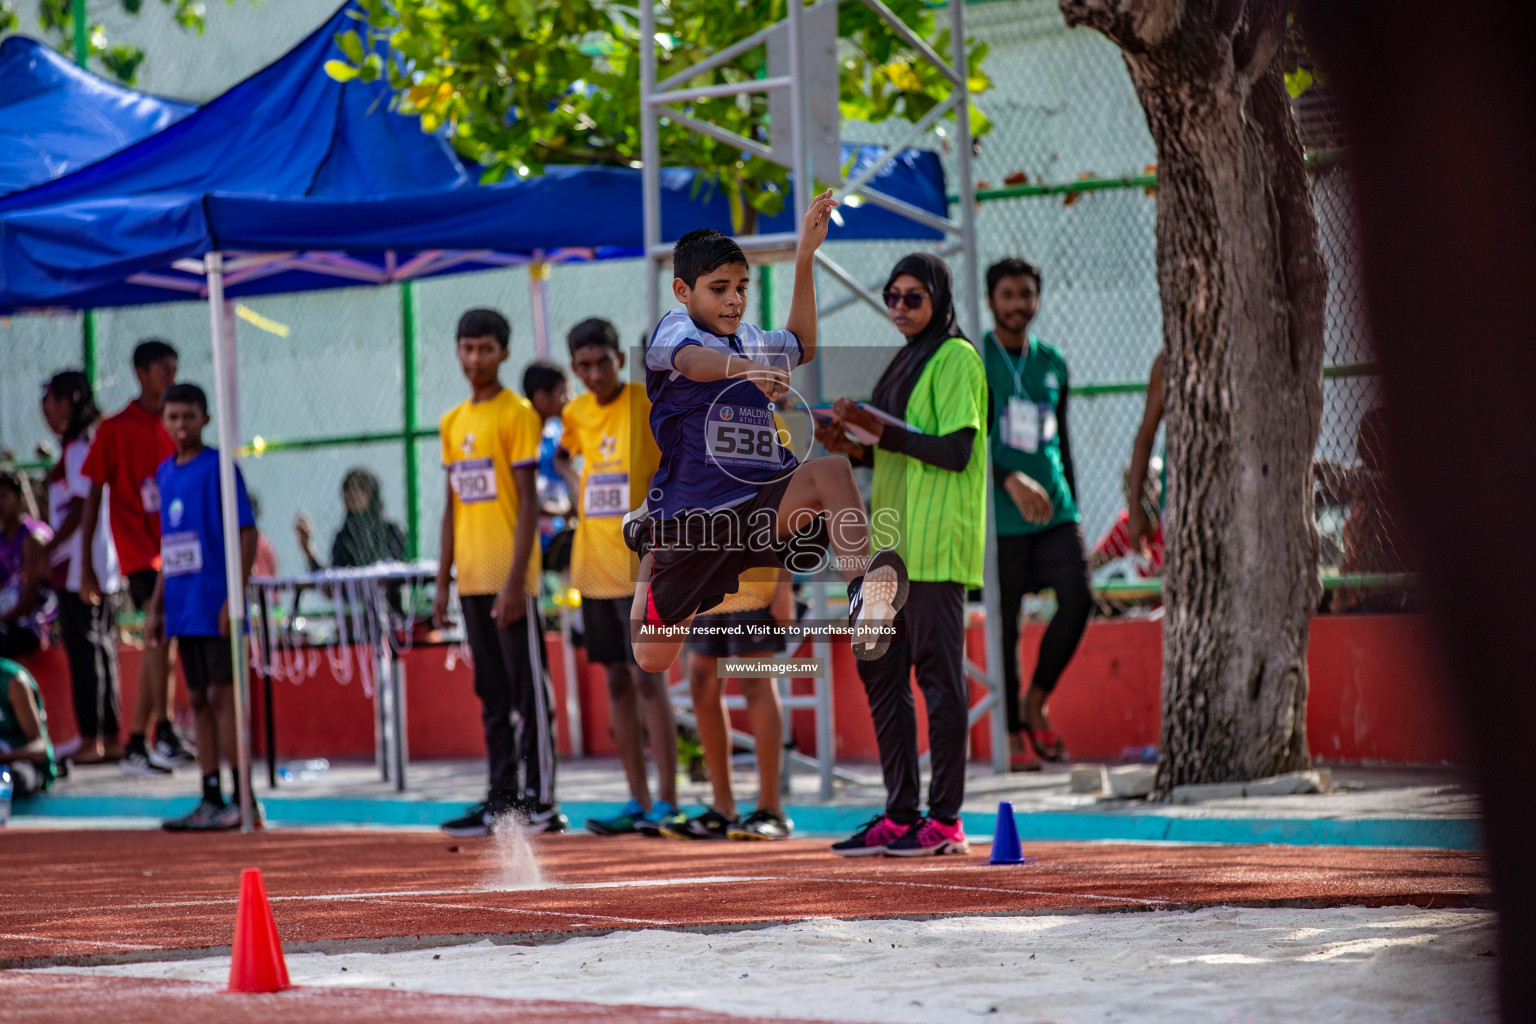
[627,190,908,673]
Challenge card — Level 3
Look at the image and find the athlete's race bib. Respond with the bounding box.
[140,476,160,514]
[161,531,203,577]
[582,471,628,519]
[706,405,780,469]
[452,458,498,504]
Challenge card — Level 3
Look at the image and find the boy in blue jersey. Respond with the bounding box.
[144,383,258,832]
[627,190,908,673]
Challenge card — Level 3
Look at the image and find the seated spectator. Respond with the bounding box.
[1315,407,1411,612]
[293,468,406,571]
[0,657,59,798]
[0,469,54,658]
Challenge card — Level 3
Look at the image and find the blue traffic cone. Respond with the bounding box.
[989,800,1026,864]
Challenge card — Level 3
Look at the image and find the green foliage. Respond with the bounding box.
[333,0,990,232]
[3,0,224,85]
[1281,10,1324,99]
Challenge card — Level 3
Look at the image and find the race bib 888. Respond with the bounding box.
[582,471,628,518]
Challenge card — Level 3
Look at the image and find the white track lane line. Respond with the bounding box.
[0,933,162,950]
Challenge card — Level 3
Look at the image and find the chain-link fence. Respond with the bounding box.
[0,0,1404,615]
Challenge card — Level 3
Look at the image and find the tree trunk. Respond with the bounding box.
[1059,0,1328,791]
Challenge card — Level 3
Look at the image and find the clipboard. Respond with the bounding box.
[798,403,925,447]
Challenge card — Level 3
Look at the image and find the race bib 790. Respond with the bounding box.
[706,406,780,468]
[452,458,498,504]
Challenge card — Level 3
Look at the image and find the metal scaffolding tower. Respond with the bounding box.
[638,0,1010,779]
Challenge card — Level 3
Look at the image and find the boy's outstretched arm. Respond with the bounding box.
[673,346,790,402]
[783,189,840,366]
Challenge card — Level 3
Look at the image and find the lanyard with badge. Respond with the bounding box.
[991,334,1056,455]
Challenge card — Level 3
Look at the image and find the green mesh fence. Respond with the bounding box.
[0,0,1402,612]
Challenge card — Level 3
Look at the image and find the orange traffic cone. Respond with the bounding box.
[228,868,292,993]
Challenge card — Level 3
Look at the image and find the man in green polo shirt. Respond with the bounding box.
[984,258,1093,769]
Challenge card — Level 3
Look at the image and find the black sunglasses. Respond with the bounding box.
[883,290,929,310]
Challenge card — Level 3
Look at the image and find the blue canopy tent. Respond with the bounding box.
[0,36,194,197]
[0,3,944,312]
[0,2,948,825]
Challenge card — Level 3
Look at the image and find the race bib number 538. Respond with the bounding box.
[706,406,780,468]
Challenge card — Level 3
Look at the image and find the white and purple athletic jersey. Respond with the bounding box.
[644,308,803,516]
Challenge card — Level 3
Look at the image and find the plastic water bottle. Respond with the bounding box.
[277,758,330,783]
[0,767,12,828]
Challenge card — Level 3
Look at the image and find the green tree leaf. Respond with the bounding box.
[324,59,359,82]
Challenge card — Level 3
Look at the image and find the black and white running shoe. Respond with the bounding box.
[153,723,197,767]
[727,808,794,841]
[622,502,656,559]
[848,548,909,661]
[660,808,736,840]
[163,799,233,832]
[522,803,569,834]
[121,745,174,777]
[441,801,495,837]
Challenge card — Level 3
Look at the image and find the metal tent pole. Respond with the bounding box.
[71,0,97,388]
[640,1,662,330]
[205,252,257,830]
[529,254,551,360]
[401,281,421,557]
[946,1,1007,773]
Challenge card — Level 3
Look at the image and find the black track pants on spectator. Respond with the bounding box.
[460,593,557,808]
[997,524,1093,733]
[58,590,120,741]
[854,580,968,824]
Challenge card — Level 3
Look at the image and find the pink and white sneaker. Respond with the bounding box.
[829,814,909,857]
[883,817,969,857]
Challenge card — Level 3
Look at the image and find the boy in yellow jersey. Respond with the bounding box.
[662,566,794,841]
[552,319,684,838]
[433,309,564,837]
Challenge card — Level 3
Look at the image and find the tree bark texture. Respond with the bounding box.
[1059,0,1328,789]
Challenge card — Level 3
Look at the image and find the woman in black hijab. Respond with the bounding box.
[817,252,989,859]
[295,467,406,571]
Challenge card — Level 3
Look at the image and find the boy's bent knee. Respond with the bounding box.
[634,643,679,675]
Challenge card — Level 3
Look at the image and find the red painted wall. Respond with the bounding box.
[16,614,1462,767]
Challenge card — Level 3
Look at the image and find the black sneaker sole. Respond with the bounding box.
[440,823,492,838]
[852,549,909,662]
[829,843,890,857]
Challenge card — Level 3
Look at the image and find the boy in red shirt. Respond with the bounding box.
[80,339,193,775]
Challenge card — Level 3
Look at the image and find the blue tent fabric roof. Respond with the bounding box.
[0,3,946,314]
[0,36,194,197]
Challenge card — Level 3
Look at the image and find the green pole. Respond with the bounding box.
[81,310,97,386]
[400,281,421,558]
[72,0,96,385]
[759,264,774,327]
[71,0,89,66]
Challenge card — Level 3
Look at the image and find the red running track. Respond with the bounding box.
[0,829,1486,968]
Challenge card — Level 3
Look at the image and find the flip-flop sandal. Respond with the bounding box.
[1023,727,1067,762]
